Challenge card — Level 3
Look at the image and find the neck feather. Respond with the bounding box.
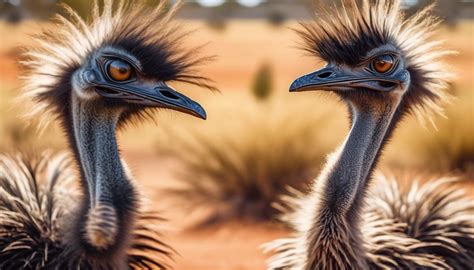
[72,99,126,205]
[304,93,403,269]
[324,101,396,216]
[65,95,136,262]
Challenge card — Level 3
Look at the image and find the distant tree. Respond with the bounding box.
[403,0,459,27]
[2,0,174,21]
[0,0,56,22]
[60,0,92,18]
[204,0,239,31]
[0,2,24,23]
[436,0,458,27]
[206,14,227,31]
[267,10,286,27]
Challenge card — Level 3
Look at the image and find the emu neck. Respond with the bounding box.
[71,99,126,206]
[305,95,402,269]
[67,95,135,262]
[322,101,396,216]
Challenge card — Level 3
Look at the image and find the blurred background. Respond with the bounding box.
[0,0,473,269]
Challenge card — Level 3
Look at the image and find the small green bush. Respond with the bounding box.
[267,10,286,27]
[252,63,273,101]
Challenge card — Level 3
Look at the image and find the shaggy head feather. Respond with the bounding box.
[296,0,454,124]
[20,0,215,129]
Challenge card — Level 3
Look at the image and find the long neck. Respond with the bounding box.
[323,102,397,217]
[65,96,136,263]
[72,100,127,207]
[304,94,402,269]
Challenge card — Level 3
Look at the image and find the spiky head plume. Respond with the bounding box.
[296,0,454,123]
[20,0,215,129]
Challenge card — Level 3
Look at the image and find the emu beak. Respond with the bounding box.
[289,66,407,92]
[84,70,206,119]
[126,82,207,120]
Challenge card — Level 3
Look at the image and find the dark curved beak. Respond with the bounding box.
[83,70,206,120]
[289,66,407,93]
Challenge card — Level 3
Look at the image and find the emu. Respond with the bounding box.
[266,1,474,269]
[0,0,214,269]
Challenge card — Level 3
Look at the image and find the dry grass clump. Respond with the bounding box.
[412,90,474,175]
[0,87,64,153]
[157,92,344,225]
[386,88,473,176]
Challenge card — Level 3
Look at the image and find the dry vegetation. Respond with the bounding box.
[0,20,472,269]
[402,89,474,174]
[157,92,343,225]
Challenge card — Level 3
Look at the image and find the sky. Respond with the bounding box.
[196,0,264,8]
[194,0,421,8]
[5,0,422,9]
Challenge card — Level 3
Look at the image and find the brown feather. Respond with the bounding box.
[0,153,174,269]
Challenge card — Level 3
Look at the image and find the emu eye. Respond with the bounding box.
[372,55,394,74]
[107,60,133,82]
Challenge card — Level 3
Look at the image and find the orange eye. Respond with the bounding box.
[372,55,394,73]
[107,60,132,81]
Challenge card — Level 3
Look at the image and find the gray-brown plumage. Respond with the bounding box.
[265,1,474,269]
[0,0,213,269]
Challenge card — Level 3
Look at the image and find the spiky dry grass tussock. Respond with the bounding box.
[408,91,474,175]
[265,175,474,269]
[383,88,474,176]
[157,92,343,225]
[0,153,174,269]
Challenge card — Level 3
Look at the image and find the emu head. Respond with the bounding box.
[290,0,453,122]
[18,1,214,260]
[21,0,214,128]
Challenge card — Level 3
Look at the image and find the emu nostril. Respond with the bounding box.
[378,81,396,88]
[97,87,119,95]
[160,89,180,100]
[317,72,333,79]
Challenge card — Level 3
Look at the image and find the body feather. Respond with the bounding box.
[0,1,214,268]
[0,154,173,269]
[266,175,474,269]
[265,1,473,269]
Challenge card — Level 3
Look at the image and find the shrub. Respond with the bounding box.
[387,89,474,176]
[252,63,273,101]
[206,15,227,32]
[0,87,64,153]
[414,90,474,175]
[266,10,286,27]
